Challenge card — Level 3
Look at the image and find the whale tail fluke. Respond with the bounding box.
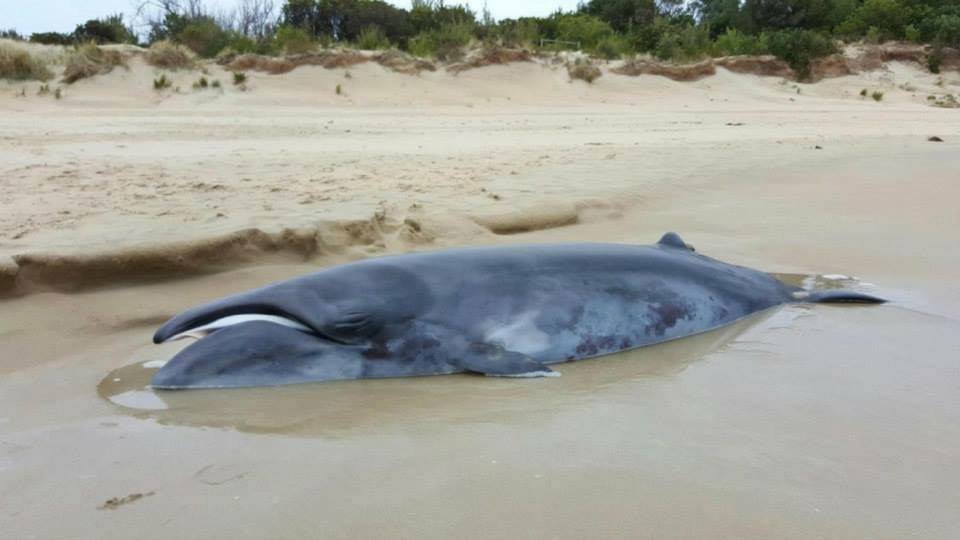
[800,290,887,304]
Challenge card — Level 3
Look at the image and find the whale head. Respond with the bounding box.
[151,319,367,389]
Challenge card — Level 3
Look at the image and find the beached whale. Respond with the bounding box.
[150,233,884,389]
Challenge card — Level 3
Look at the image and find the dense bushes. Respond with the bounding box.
[763,29,837,78]
[655,24,712,61]
[356,26,391,50]
[273,26,314,54]
[408,23,473,60]
[5,0,960,85]
[178,18,230,57]
[73,14,137,45]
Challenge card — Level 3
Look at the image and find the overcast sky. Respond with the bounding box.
[3,0,582,36]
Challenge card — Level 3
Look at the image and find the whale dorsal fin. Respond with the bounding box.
[657,232,693,250]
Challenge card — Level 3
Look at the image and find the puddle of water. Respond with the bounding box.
[97,309,783,437]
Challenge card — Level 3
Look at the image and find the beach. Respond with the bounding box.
[2,53,959,538]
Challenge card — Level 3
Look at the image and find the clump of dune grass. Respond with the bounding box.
[335,83,342,95]
[192,76,209,90]
[232,71,247,85]
[145,40,196,70]
[227,54,294,74]
[37,83,50,95]
[0,43,53,80]
[567,58,601,83]
[871,90,884,102]
[930,94,959,108]
[62,43,127,84]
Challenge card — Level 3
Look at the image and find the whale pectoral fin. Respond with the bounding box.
[459,343,558,378]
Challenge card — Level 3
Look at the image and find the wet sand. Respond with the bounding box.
[2,58,960,538]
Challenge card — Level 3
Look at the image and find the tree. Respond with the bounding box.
[231,0,279,38]
[741,0,836,32]
[282,0,321,34]
[692,0,743,35]
[73,14,138,44]
[581,0,657,33]
[178,17,230,56]
[555,13,617,49]
[409,0,475,34]
[836,0,909,39]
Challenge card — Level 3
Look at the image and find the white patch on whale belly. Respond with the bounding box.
[484,311,551,356]
[169,314,311,341]
[142,359,168,369]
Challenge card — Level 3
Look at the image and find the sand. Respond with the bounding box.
[1,51,960,538]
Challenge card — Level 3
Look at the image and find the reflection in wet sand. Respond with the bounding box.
[98,310,778,437]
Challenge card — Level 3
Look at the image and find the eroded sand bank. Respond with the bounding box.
[2,57,960,539]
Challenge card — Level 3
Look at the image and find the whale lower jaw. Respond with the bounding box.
[166,314,312,342]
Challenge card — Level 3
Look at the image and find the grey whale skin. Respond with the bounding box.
[151,233,884,389]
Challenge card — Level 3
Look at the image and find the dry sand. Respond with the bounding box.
[1,53,960,539]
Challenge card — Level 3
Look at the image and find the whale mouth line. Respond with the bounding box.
[166,314,314,342]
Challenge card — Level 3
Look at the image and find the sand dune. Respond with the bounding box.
[1,48,958,295]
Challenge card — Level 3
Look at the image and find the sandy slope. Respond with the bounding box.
[1,55,958,293]
[1,54,960,539]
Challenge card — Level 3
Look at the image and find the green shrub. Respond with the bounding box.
[357,25,391,50]
[37,83,50,95]
[211,79,221,88]
[930,14,960,48]
[872,90,884,102]
[408,23,473,61]
[274,26,314,55]
[627,19,670,53]
[29,32,73,45]
[193,76,209,89]
[592,34,630,59]
[904,24,921,43]
[233,71,247,85]
[0,44,53,80]
[556,14,616,50]
[54,87,61,99]
[335,83,342,95]
[836,0,907,40]
[655,25,712,62]
[226,34,259,54]
[928,47,942,74]
[153,74,172,90]
[761,30,837,80]
[713,28,766,56]
[73,14,137,45]
[495,19,541,48]
[178,18,230,58]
